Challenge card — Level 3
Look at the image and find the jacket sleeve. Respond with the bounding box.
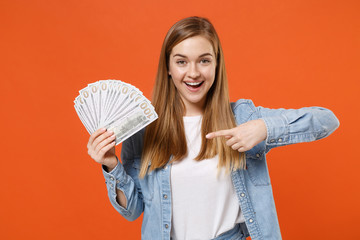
[256,104,340,152]
[102,137,144,221]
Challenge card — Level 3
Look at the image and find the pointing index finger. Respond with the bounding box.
[206,129,232,139]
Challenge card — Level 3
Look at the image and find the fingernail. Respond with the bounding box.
[205,134,211,139]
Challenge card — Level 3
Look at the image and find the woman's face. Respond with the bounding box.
[168,35,216,116]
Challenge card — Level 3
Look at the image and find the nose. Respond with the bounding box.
[188,63,200,79]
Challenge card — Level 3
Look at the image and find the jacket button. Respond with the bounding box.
[164,165,168,170]
[163,194,168,199]
[256,153,260,158]
[165,224,169,229]
[249,218,254,223]
[278,138,283,142]
[240,193,245,197]
[110,177,114,181]
[116,180,120,184]
[270,139,275,143]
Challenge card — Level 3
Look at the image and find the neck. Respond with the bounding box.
[183,99,205,116]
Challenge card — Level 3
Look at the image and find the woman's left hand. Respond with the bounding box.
[206,119,267,152]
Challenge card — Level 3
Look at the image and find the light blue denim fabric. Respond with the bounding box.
[102,99,339,240]
[211,222,248,240]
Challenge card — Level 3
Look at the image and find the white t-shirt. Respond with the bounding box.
[170,115,245,240]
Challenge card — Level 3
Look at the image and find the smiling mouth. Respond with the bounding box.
[185,81,204,88]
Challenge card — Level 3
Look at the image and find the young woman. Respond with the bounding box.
[87,17,339,240]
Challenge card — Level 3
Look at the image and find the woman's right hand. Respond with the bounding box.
[87,128,117,171]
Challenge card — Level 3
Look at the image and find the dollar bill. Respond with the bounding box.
[74,79,158,145]
[107,99,158,145]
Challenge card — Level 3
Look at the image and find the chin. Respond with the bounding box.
[187,97,206,105]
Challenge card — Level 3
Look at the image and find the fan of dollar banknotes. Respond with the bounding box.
[74,80,158,145]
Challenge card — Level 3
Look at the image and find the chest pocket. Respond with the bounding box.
[132,160,155,204]
[245,141,271,186]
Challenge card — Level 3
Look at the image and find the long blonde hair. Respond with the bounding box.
[140,16,245,178]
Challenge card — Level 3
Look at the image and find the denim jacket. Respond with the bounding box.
[102,99,339,240]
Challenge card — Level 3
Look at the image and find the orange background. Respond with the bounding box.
[1,0,359,239]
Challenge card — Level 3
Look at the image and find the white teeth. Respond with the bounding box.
[186,82,202,86]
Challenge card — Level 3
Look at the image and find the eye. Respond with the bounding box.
[200,59,211,64]
[176,60,186,65]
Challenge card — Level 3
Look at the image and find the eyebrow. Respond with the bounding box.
[172,53,213,58]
